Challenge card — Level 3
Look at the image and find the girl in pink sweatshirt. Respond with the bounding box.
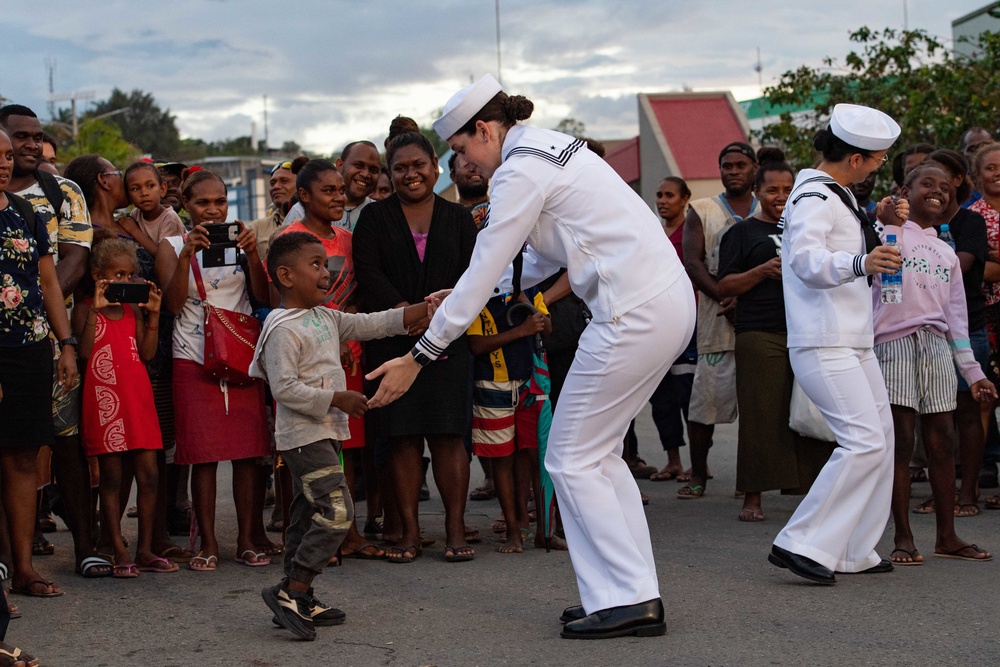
[874,164,997,566]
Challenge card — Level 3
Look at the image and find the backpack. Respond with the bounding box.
[35,169,65,218]
[7,191,48,242]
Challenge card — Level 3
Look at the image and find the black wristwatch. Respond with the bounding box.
[59,336,79,350]
[410,347,432,368]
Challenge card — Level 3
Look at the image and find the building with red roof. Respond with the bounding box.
[636,91,751,207]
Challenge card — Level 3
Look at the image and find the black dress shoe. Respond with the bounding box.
[768,545,836,585]
[838,558,893,574]
[560,598,666,639]
[559,605,586,623]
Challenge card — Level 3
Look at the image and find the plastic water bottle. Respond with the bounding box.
[939,223,956,250]
[881,234,903,304]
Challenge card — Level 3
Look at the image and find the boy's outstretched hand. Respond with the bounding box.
[332,390,369,418]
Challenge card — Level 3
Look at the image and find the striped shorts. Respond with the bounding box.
[472,380,539,458]
[875,328,957,414]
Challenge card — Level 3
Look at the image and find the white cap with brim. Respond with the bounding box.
[830,103,901,151]
[433,74,504,142]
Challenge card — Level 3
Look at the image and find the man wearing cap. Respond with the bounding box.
[367,74,695,639]
[769,103,905,584]
[678,142,758,500]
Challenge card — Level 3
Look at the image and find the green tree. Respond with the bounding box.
[61,118,142,166]
[553,117,587,138]
[280,140,302,155]
[90,88,181,157]
[757,27,1000,169]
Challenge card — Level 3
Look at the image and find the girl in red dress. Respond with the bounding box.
[74,237,176,577]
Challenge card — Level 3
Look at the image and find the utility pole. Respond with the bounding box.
[495,0,503,86]
[48,90,95,139]
[263,95,269,152]
[45,58,56,119]
[754,46,763,92]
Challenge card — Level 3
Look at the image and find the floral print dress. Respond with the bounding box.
[0,203,53,348]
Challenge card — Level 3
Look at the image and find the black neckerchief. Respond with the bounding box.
[791,175,881,286]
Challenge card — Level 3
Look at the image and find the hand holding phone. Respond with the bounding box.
[105,281,152,304]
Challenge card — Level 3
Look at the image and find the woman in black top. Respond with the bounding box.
[925,149,991,516]
[718,149,832,522]
[352,131,478,563]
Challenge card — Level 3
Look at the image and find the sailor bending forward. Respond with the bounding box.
[366,74,695,639]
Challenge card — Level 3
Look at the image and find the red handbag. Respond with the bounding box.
[189,253,260,386]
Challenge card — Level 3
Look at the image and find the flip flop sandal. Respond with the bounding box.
[76,555,114,578]
[156,546,195,563]
[469,486,495,501]
[341,543,385,560]
[465,528,481,544]
[7,602,20,620]
[385,545,420,564]
[933,544,993,561]
[889,548,924,566]
[912,498,936,514]
[235,550,271,567]
[137,557,179,573]
[985,495,1000,510]
[188,553,218,572]
[256,543,284,557]
[420,534,436,548]
[649,470,678,482]
[738,509,765,522]
[677,484,705,499]
[126,506,138,518]
[492,519,507,533]
[444,545,475,562]
[11,579,63,598]
[0,642,39,667]
[31,540,54,557]
[955,504,981,517]
[113,563,139,579]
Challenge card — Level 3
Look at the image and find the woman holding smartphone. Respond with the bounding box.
[156,170,271,571]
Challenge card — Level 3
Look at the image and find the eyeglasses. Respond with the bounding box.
[863,154,888,167]
[101,170,122,177]
[270,161,292,175]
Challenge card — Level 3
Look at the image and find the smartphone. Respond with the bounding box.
[204,222,241,247]
[105,282,151,304]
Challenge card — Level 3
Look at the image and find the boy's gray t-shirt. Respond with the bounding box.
[250,306,407,450]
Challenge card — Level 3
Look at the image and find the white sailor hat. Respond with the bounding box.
[433,74,504,141]
[829,103,901,151]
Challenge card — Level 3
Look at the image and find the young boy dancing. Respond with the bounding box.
[251,231,439,640]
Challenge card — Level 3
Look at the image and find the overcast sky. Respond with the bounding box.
[0,0,989,156]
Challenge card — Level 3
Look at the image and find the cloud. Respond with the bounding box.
[1,0,988,155]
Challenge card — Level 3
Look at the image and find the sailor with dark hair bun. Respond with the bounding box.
[366,74,695,640]
[769,103,908,584]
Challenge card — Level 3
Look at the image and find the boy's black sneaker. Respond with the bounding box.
[270,588,346,627]
[262,582,316,640]
[307,588,346,626]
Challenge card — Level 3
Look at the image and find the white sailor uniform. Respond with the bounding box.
[414,124,695,612]
[774,168,894,572]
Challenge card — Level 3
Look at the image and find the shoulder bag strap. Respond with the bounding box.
[511,246,525,303]
[186,236,209,303]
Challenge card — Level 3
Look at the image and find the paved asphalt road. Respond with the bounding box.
[11,412,1000,666]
